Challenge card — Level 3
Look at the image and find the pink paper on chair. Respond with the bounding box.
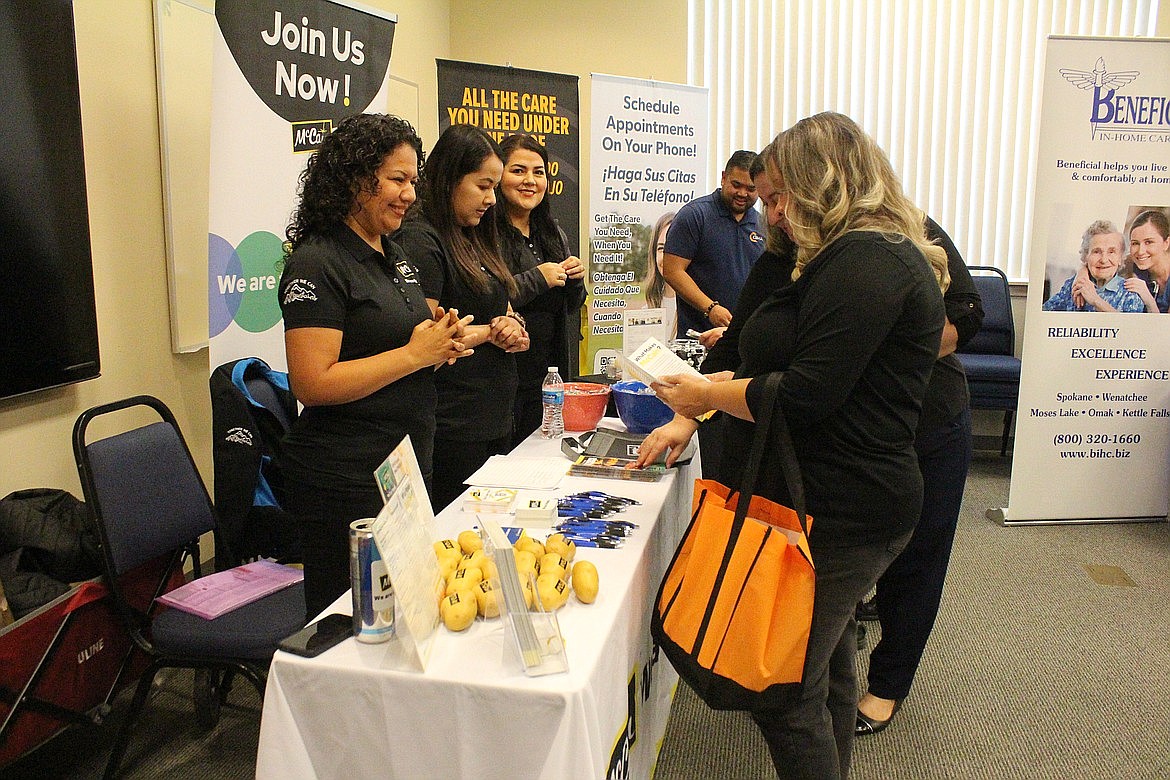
[155,560,302,620]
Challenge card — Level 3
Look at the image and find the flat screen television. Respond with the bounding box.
[0,0,100,401]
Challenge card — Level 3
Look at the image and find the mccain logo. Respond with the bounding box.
[225,427,254,446]
[1059,57,1170,140]
[292,119,332,153]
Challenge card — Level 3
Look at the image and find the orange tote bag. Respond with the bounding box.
[651,373,814,710]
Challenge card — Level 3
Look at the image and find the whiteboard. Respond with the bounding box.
[153,0,214,353]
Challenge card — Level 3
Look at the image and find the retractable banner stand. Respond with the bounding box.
[585,75,709,375]
[436,60,581,254]
[436,60,581,372]
[1004,36,1170,524]
[208,1,397,372]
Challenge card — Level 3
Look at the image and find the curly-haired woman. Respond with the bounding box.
[278,113,473,620]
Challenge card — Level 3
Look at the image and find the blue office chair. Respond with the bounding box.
[955,266,1022,456]
[73,396,305,778]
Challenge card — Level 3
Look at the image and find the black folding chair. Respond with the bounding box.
[73,395,305,778]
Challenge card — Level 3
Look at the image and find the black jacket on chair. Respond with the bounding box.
[210,358,300,566]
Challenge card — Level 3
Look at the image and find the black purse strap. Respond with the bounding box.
[732,372,808,536]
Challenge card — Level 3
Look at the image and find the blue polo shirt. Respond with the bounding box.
[664,189,765,334]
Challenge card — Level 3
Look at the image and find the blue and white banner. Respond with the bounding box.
[1007,35,1170,523]
[208,1,397,372]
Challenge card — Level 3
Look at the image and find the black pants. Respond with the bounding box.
[511,387,542,449]
[430,435,511,514]
[866,408,973,700]
[752,531,911,779]
[286,480,384,623]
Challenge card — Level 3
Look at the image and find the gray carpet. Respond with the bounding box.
[7,452,1168,778]
[655,452,1170,779]
[3,669,262,780]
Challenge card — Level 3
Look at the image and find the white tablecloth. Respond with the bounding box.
[255,425,696,779]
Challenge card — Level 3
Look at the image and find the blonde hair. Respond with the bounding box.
[762,112,949,292]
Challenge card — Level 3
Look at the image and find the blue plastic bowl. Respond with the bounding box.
[611,380,675,434]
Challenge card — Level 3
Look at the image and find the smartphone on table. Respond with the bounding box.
[278,613,353,657]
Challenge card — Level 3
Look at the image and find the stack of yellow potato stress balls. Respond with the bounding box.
[434,529,599,632]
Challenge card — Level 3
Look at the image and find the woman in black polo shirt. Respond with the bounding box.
[278,114,473,620]
[393,125,529,512]
[495,133,586,445]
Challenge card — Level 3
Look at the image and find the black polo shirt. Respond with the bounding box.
[278,225,436,486]
[392,217,517,442]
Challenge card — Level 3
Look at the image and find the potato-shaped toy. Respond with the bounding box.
[446,566,483,595]
[480,558,499,583]
[538,553,569,581]
[437,554,459,578]
[458,549,488,572]
[517,537,545,559]
[434,538,460,557]
[513,549,537,575]
[535,572,570,611]
[474,579,501,618]
[458,529,484,555]
[571,560,599,604]
[440,590,476,631]
[544,533,576,562]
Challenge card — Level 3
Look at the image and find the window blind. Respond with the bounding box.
[688,0,1160,280]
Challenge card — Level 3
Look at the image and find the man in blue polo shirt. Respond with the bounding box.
[662,150,765,336]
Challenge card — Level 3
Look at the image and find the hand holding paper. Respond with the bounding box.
[651,373,714,420]
[619,337,715,421]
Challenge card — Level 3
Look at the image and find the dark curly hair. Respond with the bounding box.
[285,113,423,253]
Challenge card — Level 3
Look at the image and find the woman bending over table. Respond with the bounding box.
[636,112,947,779]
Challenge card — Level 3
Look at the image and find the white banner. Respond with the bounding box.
[585,74,709,375]
[1007,35,1170,523]
[208,1,396,373]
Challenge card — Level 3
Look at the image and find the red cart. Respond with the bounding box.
[0,557,180,767]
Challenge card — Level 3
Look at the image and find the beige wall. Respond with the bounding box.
[0,0,451,499]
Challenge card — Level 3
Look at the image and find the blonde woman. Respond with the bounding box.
[636,112,947,779]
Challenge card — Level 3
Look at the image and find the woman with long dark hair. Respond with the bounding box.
[278,113,472,619]
[393,124,529,511]
[495,133,585,445]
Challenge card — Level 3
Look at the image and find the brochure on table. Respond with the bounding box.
[479,517,568,677]
[370,436,443,671]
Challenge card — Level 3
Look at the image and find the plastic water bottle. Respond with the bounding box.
[540,366,565,438]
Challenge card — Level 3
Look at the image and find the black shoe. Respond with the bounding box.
[855,699,903,736]
[855,597,879,622]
